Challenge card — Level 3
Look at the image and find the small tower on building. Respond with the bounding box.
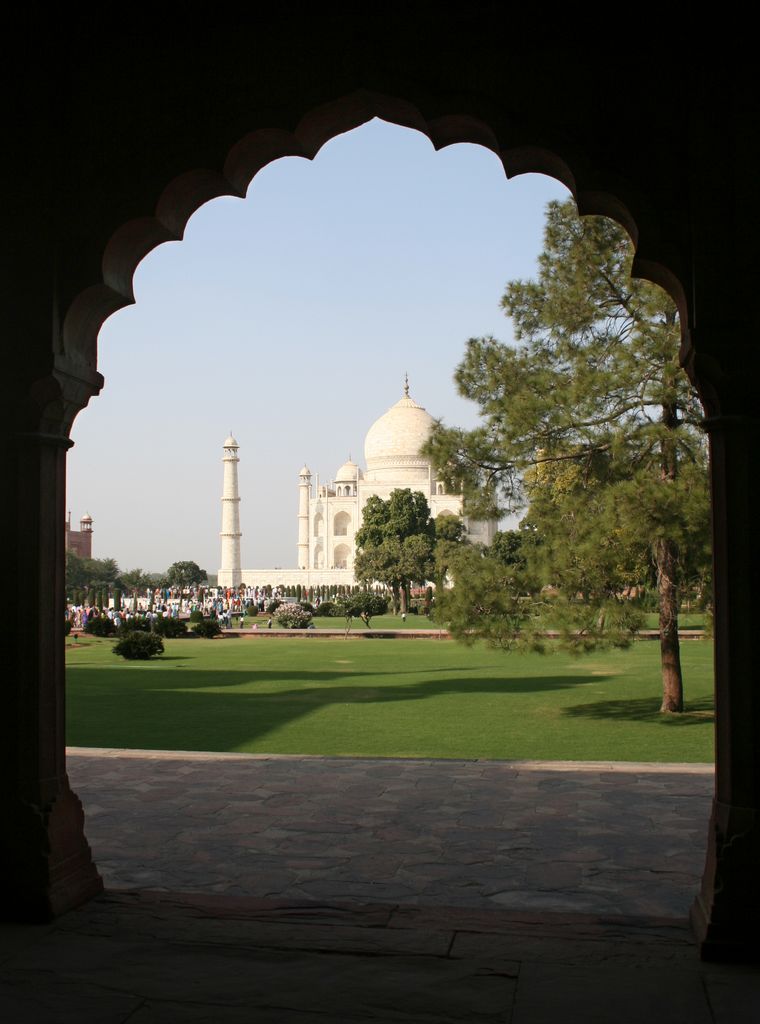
[219,434,242,587]
[297,465,312,569]
[65,511,94,559]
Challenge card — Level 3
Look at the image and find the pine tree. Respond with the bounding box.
[425,200,710,712]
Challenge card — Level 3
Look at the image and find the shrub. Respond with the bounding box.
[84,616,116,637]
[152,616,188,638]
[64,620,72,635]
[189,609,204,623]
[113,631,164,660]
[299,601,314,613]
[313,601,336,617]
[275,604,313,628]
[191,618,222,638]
[335,591,389,628]
[266,599,281,614]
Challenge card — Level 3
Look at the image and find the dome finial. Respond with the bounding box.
[403,372,409,398]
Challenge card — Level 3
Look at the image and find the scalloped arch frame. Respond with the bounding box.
[62,90,691,394]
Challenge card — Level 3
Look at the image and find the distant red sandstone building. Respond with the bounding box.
[65,511,93,559]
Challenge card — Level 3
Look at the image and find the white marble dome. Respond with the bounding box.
[364,388,435,481]
[223,434,239,448]
[335,458,361,482]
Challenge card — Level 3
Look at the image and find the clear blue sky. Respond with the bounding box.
[67,118,568,573]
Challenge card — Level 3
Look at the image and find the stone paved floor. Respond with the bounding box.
[6,890,760,1023]
[68,749,714,918]
[5,752,760,1023]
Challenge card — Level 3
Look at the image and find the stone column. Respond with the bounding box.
[692,413,760,959]
[297,466,311,569]
[219,435,242,588]
[1,366,104,921]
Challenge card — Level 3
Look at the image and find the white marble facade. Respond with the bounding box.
[218,381,495,587]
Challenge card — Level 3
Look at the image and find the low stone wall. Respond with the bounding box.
[236,569,357,588]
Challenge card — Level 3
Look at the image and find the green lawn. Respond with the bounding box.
[66,636,715,763]
[641,612,706,630]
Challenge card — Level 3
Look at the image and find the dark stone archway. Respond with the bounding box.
[5,12,758,959]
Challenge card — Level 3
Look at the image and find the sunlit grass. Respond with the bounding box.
[66,636,714,762]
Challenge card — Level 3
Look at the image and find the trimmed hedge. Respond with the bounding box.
[191,618,222,638]
[113,631,164,660]
[313,601,336,617]
[84,616,116,637]
[118,616,152,634]
[152,616,188,638]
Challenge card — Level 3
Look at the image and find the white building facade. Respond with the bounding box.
[218,382,496,588]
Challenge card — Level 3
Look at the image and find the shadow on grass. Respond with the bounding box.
[562,695,714,725]
[70,666,603,693]
[67,667,610,751]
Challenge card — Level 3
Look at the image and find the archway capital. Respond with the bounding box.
[22,355,104,440]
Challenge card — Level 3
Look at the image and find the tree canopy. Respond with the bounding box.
[66,552,120,592]
[120,568,153,592]
[354,490,435,613]
[424,199,711,712]
[432,512,467,591]
[165,561,208,588]
[333,591,389,633]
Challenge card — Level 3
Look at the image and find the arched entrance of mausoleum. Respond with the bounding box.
[7,28,757,961]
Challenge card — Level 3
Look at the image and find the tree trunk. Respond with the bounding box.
[656,398,684,713]
[656,537,684,712]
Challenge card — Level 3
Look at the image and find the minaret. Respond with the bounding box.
[219,434,242,587]
[79,512,93,559]
[298,465,312,569]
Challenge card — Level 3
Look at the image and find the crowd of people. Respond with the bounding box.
[66,583,341,631]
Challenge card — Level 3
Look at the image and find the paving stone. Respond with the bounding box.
[450,929,695,968]
[69,752,713,918]
[525,862,583,888]
[0,975,141,1023]
[127,1002,372,1023]
[488,890,620,914]
[703,968,760,1024]
[4,897,725,1024]
[40,941,516,1023]
[511,963,712,1024]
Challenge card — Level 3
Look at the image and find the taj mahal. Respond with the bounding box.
[217,379,496,588]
